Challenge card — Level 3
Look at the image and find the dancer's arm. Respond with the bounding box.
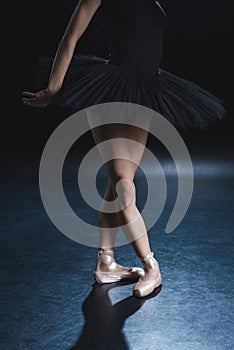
[22,0,102,108]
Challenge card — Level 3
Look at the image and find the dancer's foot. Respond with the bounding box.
[94,247,145,284]
[133,252,162,297]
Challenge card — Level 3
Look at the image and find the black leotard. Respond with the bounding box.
[98,0,167,76]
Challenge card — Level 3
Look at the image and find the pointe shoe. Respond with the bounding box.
[94,247,145,284]
[133,252,162,298]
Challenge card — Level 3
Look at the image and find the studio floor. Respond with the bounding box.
[1,145,234,350]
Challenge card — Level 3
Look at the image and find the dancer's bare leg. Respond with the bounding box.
[96,177,119,248]
[91,123,151,251]
[91,123,161,292]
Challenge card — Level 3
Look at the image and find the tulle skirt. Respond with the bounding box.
[32,53,226,132]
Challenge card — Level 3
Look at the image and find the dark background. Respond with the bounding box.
[7,0,234,176]
[1,3,233,348]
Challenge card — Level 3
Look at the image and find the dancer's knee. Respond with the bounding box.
[114,178,136,209]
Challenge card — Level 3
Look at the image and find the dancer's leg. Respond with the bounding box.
[91,123,151,250]
[91,123,162,294]
[97,178,119,248]
[94,176,146,283]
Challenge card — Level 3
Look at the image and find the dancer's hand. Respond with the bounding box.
[22,88,57,108]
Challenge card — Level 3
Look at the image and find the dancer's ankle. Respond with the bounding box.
[96,247,116,272]
[140,252,159,271]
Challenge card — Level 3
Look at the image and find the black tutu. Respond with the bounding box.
[32,53,226,132]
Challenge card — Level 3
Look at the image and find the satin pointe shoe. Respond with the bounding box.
[94,247,145,284]
[133,252,162,298]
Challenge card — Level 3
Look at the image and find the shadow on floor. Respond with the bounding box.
[69,280,162,350]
